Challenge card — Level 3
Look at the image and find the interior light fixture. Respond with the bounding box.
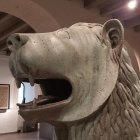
[128,0,137,10]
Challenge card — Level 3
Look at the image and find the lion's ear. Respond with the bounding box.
[102,19,124,55]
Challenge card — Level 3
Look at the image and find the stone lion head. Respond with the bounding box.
[7,19,140,139]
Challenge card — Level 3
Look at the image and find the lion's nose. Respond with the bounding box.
[7,34,29,52]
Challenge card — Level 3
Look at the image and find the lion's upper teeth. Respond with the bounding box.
[15,79,21,88]
[29,75,34,86]
[33,98,37,107]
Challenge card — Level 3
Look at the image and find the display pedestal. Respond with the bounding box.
[23,121,38,132]
[39,123,57,140]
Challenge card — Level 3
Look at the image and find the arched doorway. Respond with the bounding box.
[0,0,60,33]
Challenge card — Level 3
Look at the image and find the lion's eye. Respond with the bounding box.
[57,29,70,39]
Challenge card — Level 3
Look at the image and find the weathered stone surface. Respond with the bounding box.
[8,19,140,140]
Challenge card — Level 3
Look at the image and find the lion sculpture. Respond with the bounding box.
[7,19,140,140]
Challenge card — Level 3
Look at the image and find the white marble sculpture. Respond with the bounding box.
[8,19,140,140]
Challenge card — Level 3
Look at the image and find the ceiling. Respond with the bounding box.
[82,0,140,31]
[0,12,35,56]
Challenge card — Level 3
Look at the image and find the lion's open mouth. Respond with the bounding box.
[17,79,72,109]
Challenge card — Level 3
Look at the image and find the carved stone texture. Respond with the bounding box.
[8,19,140,140]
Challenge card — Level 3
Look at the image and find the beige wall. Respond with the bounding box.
[0,55,38,134]
[0,55,18,134]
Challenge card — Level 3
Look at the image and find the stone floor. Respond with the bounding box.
[0,131,47,140]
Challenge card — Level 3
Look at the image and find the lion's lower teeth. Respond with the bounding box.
[17,95,60,108]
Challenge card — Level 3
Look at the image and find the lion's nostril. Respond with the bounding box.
[7,34,29,52]
[7,34,22,48]
[7,40,13,46]
[7,38,17,52]
[15,34,21,42]
[11,34,21,45]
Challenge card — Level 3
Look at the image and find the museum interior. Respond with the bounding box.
[1,0,140,140]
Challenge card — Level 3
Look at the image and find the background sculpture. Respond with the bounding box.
[7,19,140,140]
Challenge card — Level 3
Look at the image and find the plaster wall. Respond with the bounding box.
[0,55,18,134]
[0,55,36,134]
